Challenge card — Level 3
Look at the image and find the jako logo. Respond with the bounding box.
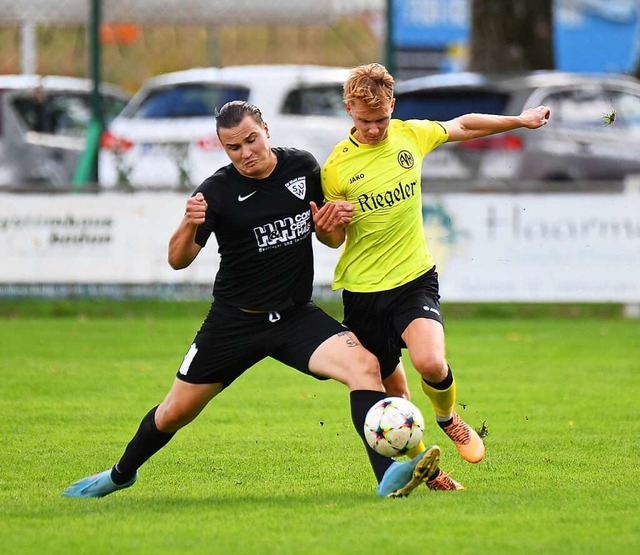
[350,173,365,184]
[423,306,441,316]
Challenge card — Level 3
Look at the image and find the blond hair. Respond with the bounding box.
[343,63,395,109]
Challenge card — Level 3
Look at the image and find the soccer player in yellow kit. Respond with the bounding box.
[317,63,550,490]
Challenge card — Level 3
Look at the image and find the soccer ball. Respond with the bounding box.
[364,397,425,457]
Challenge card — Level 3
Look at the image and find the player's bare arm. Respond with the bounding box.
[442,105,551,142]
[310,200,351,248]
[168,192,206,269]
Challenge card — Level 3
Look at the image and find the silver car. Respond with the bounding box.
[393,71,640,189]
[0,75,129,189]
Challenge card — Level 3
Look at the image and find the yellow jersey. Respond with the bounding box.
[322,119,448,292]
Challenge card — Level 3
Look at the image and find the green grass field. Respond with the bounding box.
[1,300,638,554]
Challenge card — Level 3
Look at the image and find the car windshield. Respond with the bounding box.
[11,92,127,136]
[393,90,510,121]
[282,85,350,118]
[542,87,640,134]
[128,84,250,119]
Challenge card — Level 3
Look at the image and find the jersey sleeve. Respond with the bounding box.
[193,178,217,248]
[299,149,324,205]
[321,157,344,203]
[406,119,449,157]
[311,163,324,205]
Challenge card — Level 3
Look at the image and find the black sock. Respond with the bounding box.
[424,365,453,390]
[350,390,394,483]
[110,406,175,485]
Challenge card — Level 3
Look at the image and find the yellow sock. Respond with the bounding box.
[405,440,426,459]
[421,374,456,419]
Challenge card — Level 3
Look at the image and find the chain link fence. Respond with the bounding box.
[0,1,384,92]
[0,0,386,191]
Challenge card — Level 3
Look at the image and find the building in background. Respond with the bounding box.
[391,0,640,78]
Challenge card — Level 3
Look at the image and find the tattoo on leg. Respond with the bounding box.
[338,331,360,348]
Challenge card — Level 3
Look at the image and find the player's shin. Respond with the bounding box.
[110,405,175,485]
[421,366,456,422]
[349,390,394,482]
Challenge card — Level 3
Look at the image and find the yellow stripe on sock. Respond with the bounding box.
[405,440,426,459]
[421,376,456,419]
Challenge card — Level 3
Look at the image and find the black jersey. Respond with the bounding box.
[194,147,324,311]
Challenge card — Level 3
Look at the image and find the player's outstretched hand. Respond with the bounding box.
[520,105,551,129]
[311,200,354,233]
[185,192,208,225]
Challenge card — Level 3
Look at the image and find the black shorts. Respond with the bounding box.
[176,301,346,386]
[342,267,443,379]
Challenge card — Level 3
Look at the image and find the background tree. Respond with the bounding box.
[468,0,555,72]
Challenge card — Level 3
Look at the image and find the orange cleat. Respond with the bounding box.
[425,468,465,491]
[440,412,485,463]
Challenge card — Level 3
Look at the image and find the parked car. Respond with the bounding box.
[0,75,129,188]
[98,65,352,190]
[393,71,640,184]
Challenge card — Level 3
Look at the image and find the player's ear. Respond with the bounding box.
[263,122,270,138]
[390,98,396,113]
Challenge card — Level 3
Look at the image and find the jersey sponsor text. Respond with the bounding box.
[356,180,418,212]
[254,209,312,251]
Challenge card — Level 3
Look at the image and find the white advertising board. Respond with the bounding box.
[1,192,638,302]
[0,193,220,285]
[425,193,640,302]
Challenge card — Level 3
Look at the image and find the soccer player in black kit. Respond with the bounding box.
[62,101,442,499]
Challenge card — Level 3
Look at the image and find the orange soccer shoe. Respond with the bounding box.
[440,412,485,463]
[426,469,465,491]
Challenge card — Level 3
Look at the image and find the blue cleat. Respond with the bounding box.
[62,469,138,498]
[377,445,441,498]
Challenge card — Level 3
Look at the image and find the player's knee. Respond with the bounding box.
[353,350,383,387]
[155,402,196,433]
[384,381,410,399]
[363,350,381,379]
[414,353,447,381]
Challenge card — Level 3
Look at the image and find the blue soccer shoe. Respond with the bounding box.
[62,469,138,498]
[377,445,441,498]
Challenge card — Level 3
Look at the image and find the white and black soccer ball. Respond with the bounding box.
[364,397,425,457]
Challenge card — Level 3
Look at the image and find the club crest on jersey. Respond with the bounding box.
[284,177,306,199]
[398,150,414,169]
